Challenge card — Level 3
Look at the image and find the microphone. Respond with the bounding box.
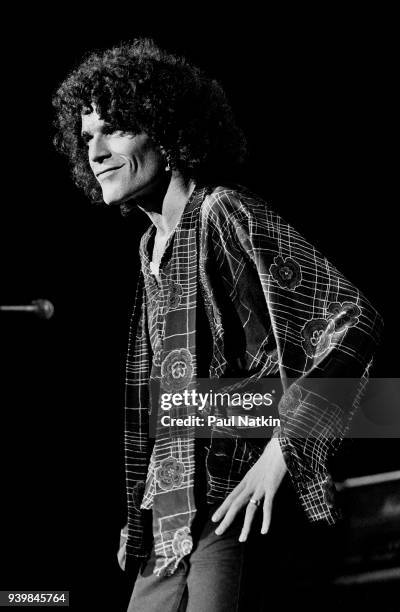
[0,299,55,320]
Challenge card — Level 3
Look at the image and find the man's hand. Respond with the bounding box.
[211,437,287,541]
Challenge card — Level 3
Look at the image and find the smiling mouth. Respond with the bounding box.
[96,166,123,178]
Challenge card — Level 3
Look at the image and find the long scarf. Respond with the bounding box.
[125,187,210,576]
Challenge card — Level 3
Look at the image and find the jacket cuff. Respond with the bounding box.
[295,473,341,525]
[277,435,341,525]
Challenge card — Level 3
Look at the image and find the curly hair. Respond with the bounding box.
[53,38,247,202]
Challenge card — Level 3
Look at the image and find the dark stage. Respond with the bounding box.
[0,11,398,611]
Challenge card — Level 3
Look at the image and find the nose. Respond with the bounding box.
[89,134,112,164]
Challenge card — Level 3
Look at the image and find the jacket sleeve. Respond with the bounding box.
[202,188,383,524]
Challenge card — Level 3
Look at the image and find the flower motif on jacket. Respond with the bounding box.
[168,281,183,310]
[327,301,361,332]
[279,383,302,417]
[161,348,193,392]
[171,526,193,558]
[152,339,164,367]
[152,349,163,367]
[155,456,185,491]
[301,317,335,358]
[269,255,302,290]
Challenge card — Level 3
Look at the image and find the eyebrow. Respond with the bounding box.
[80,121,115,138]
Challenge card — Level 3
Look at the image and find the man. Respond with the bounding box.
[53,38,383,611]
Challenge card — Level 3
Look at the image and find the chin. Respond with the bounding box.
[102,183,144,205]
[102,190,129,206]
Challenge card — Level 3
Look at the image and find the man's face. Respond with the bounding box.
[81,106,165,205]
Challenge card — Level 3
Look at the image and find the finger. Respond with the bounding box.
[211,480,246,522]
[261,497,273,534]
[215,493,247,535]
[239,499,260,542]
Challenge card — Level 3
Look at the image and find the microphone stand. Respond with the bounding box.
[0,299,55,320]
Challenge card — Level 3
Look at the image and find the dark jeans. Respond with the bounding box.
[127,502,264,612]
[126,478,341,612]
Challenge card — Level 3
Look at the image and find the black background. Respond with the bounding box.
[0,9,397,611]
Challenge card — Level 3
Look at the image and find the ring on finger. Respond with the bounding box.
[249,497,260,507]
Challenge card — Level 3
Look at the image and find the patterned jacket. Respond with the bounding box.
[121,185,383,566]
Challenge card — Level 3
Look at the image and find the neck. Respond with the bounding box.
[136,173,196,237]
